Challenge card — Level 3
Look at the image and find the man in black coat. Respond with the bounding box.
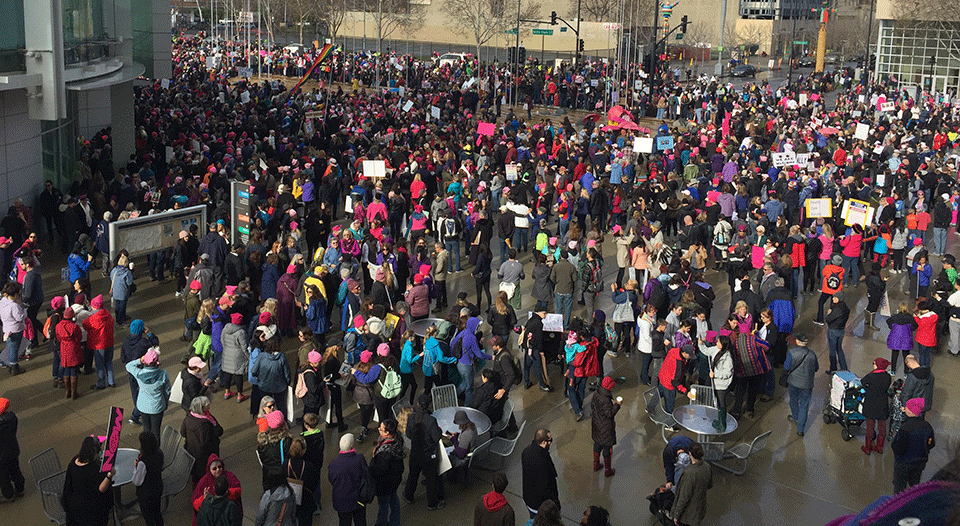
[198,222,228,292]
[521,428,559,519]
[224,243,245,287]
[0,398,24,502]
[471,368,505,423]
[403,395,445,510]
[35,180,63,245]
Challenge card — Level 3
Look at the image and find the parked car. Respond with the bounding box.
[730,64,757,77]
[437,53,469,66]
[824,53,840,65]
[797,55,814,67]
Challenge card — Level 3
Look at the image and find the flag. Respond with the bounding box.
[292,44,334,93]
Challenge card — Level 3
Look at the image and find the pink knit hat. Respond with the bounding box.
[360,350,373,363]
[308,351,322,364]
[90,295,104,309]
[287,264,297,274]
[259,311,272,324]
[265,410,284,429]
[231,313,243,325]
[377,343,390,357]
[353,315,365,329]
[142,348,160,365]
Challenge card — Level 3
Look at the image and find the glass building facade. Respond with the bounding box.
[876,20,960,94]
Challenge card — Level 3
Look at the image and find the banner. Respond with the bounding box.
[292,44,334,93]
[655,135,674,151]
[101,407,124,473]
[634,137,653,153]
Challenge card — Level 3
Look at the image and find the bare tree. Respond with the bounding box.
[321,0,348,41]
[286,0,320,43]
[443,0,541,61]
[358,0,426,55]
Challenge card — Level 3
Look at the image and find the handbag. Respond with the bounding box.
[612,299,633,323]
[286,460,305,505]
[779,350,809,387]
[357,460,376,504]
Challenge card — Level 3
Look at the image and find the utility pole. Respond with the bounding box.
[575,0,581,66]
[716,0,726,76]
[515,0,521,107]
[864,0,876,84]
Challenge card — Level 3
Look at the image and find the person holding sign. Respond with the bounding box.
[61,436,115,526]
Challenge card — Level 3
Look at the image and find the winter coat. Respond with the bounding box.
[253,486,297,526]
[82,308,114,350]
[784,345,818,390]
[531,264,553,302]
[120,332,159,364]
[327,450,368,513]
[488,305,517,338]
[351,364,382,406]
[914,311,938,347]
[590,386,620,447]
[731,333,772,377]
[699,342,734,391]
[220,323,249,376]
[671,461,713,526]
[56,319,83,367]
[861,370,892,420]
[110,266,134,300]
[196,495,242,526]
[370,436,406,496]
[901,366,934,413]
[886,312,917,351]
[404,284,430,318]
[0,411,19,463]
[0,297,25,335]
[764,287,795,333]
[252,352,291,394]
[181,412,223,482]
[125,360,172,415]
[520,441,559,512]
[474,490,516,526]
[180,369,207,411]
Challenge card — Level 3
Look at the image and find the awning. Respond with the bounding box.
[66,63,145,91]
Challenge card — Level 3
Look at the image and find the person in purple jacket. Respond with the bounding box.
[886,301,918,375]
[451,317,492,405]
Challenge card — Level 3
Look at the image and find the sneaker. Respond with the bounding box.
[237,393,250,403]
[575,412,584,422]
[224,390,234,399]
[129,418,142,426]
[813,320,824,325]
[175,291,182,298]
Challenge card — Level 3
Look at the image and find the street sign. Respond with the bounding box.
[793,40,808,45]
[505,28,517,34]
[560,26,567,32]
[602,22,622,30]
[676,33,684,40]
[532,28,554,35]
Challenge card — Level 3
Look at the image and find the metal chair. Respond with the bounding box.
[431,384,458,411]
[643,386,678,442]
[701,442,726,463]
[490,399,514,435]
[392,398,412,419]
[714,431,772,475]
[463,438,492,484]
[160,448,195,512]
[690,384,718,409]
[29,448,62,491]
[484,421,525,470]
[159,425,183,471]
[37,470,67,525]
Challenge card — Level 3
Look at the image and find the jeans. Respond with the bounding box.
[445,240,461,272]
[208,351,222,385]
[3,332,22,366]
[559,218,570,240]
[0,457,25,500]
[791,268,802,299]
[933,227,947,254]
[114,298,129,325]
[816,292,832,323]
[916,344,934,367]
[376,492,400,526]
[842,254,859,286]
[93,346,115,388]
[499,239,510,265]
[640,353,653,384]
[555,293,573,330]
[513,228,529,253]
[457,361,474,405]
[567,372,586,415]
[657,383,677,414]
[149,250,167,280]
[827,328,847,371]
[524,353,546,387]
[950,318,960,356]
[141,412,163,441]
[787,386,813,433]
[128,376,142,422]
[338,508,367,526]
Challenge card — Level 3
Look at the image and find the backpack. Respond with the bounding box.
[498,351,523,386]
[344,328,366,364]
[378,366,403,399]
[295,371,308,398]
[445,217,458,238]
[826,269,842,291]
[874,236,888,254]
[451,336,464,360]
[605,324,619,350]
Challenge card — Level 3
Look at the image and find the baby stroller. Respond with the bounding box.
[822,371,866,441]
[647,485,675,525]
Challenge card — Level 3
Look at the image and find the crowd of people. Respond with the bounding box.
[1,32,960,525]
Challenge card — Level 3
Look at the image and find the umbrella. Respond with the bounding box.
[620,121,641,131]
[819,126,840,135]
[584,114,601,123]
[600,124,619,132]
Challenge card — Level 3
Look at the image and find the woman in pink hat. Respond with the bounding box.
[350,350,382,442]
[276,263,300,338]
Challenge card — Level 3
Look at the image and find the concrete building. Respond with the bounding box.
[0,0,170,207]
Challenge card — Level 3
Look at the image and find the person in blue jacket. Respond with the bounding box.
[422,325,456,392]
[67,243,93,284]
[450,317,491,405]
[125,347,171,441]
[399,330,423,405]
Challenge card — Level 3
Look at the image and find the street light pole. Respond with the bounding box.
[575,0,581,66]
[515,0,521,107]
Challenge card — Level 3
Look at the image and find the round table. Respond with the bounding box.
[111,448,139,487]
[672,404,738,441]
[410,317,446,338]
[433,406,492,437]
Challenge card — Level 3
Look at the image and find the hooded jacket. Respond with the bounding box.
[253,485,297,526]
[82,308,114,350]
[56,319,84,368]
[453,317,492,365]
[370,436,406,496]
[181,411,224,482]
[886,312,917,351]
[120,331,159,363]
[196,493,242,526]
[220,323,249,375]
[474,490,515,526]
[902,365,934,413]
[252,351,291,394]
[764,286,795,334]
[125,360,172,414]
[591,386,621,447]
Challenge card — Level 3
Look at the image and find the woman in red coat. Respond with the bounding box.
[913,299,938,367]
[56,307,84,400]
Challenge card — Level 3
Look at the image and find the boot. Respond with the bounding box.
[712,404,728,432]
[593,451,602,472]
[867,313,879,330]
[65,378,73,399]
[874,435,885,454]
[861,437,872,456]
[604,455,616,477]
[72,378,81,399]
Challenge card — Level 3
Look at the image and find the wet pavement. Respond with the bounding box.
[3,228,957,525]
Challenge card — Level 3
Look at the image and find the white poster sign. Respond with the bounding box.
[855,122,870,140]
[772,151,797,168]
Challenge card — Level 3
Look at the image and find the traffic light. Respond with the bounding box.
[518,46,526,63]
[680,15,689,33]
[508,46,516,62]
[551,11,557,24]
[929,55,936,66]
[578,39,585,52]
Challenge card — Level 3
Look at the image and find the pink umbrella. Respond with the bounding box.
[819,126,841,135]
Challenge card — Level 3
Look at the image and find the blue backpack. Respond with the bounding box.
[344,327,366,364]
